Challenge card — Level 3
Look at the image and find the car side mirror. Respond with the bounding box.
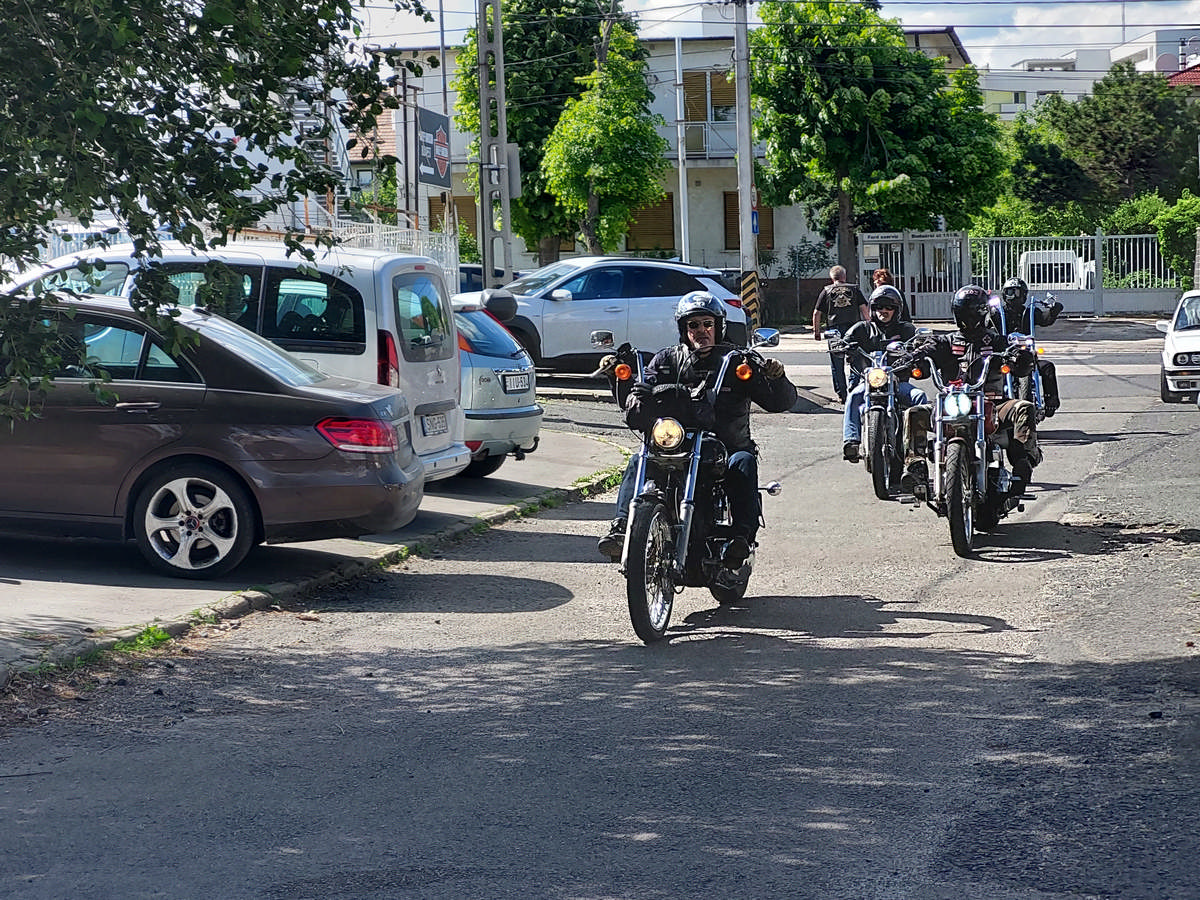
[1156,320,1170,333]
[479,288,517,322]
[549,289,572,302]
[591,330,615,348]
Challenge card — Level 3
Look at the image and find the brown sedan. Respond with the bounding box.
[0,294,424,578]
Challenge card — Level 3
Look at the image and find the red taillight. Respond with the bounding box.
[378,330,400,387]
[316,418,399,454]
[725,297,743,308]
[466,440,483,452]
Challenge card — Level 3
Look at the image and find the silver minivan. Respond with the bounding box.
[19,241,470,480]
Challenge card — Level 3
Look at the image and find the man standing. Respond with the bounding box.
[812,265,868,403]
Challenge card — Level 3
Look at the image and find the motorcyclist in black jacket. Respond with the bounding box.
[995,276,1062,416]
[597,291,797,564]
[901,285,1043,496]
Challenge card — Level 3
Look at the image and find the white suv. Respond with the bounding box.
[20,241,470,480]
[486,257,748,371]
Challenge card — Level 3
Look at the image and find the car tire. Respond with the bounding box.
[459,453,506,478]
[1161,369,1184,403]
[133,462,258,579]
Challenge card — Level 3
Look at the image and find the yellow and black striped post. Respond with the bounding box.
[740,270,761,333]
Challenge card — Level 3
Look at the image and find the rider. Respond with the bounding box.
[901,285,1042,497]
[840,286,927,463]
[597,291,797,565]
[996,276,1062,416]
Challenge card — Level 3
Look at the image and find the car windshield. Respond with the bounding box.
[189,313,326,386]
[1174,297,1200,331]
[506,261,584,296]
[457,310,525,359]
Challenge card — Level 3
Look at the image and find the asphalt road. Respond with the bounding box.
[2,319,1198,899]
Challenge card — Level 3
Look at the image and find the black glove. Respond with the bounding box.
[762,358,785,379]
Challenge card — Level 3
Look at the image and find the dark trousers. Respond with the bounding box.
[615,449,760,539]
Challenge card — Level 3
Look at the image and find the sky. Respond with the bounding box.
[358,0,1200,72]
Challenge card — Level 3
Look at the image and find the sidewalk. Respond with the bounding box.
[0,430,628,689]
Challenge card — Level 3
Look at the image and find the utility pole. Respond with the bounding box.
[476,0,515,287]
[732,0,760,330]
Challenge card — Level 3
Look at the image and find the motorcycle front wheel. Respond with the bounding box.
[945,441,975,557]
[866,407,893,500]
[626,500,677,643]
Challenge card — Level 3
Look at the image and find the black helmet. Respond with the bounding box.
[1001,277,1028,305]
[951,285,991,337]
[675,290,726,342]
[869,284,902,312]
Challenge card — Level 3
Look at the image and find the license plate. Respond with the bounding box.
[503,372,530,393]
[420,413,448,436]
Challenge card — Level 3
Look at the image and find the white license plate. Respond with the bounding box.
[503,372,530,393]
[421,413,448,436]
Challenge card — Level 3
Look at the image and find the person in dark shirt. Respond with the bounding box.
[812,265,868,403]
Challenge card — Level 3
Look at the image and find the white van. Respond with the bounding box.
[1017,250,1090,292]
[19,241,470,481]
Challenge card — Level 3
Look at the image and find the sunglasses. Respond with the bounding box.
[686,319,716,331]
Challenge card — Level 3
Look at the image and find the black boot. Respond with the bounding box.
[597,518,626,561]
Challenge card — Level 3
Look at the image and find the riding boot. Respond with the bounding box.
[597,518,626,561]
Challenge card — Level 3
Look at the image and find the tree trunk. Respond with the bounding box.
[837,186,856,279]
[581,190,603,255]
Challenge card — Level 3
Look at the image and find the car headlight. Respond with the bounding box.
[1174,352,1200,366]
[866,367,888,389]
[942,393,972,417]
[651,417,685,450]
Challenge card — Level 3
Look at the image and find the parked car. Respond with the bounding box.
[0,294,425,579]
[1157,290,1200,403]
[453,289,542,477]
[17,241,470,480]
[492,257,748,372]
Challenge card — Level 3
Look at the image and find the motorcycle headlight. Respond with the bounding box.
[651,417,685,450]
[866,367,888,389]
[942,393,972,417]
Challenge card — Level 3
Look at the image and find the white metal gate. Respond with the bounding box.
[858,231,970,320]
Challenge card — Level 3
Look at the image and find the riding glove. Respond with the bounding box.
[763,358,785,379]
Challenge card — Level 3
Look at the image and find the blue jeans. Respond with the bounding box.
[842,381,928,443]
[615,449,760,538]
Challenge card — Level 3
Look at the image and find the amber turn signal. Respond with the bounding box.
[736,363,753,381]
[615,363,633,381]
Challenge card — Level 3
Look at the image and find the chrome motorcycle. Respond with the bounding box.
[592,329,783,643]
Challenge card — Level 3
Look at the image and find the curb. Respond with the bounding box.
[0,464,627,690]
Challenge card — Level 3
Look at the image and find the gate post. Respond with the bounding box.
[1094,229,1105,317]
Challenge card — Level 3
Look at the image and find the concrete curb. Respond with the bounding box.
[0,464,627,690]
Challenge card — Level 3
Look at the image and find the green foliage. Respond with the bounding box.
[452,0,634,258]
[0,0,431,422]
[1033,63,1200,206]
[782,240,836,278]
[541,24,668,253]
[970,193,1096,238]
[113,625,172,654]
[1008,117,1100,208]
[1102,192,1170,235]
[1152,190,1200,282]
[749,1,1004,270]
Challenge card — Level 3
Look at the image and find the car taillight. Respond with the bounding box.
[458,331,474,353]
[725,297,743,308]
[466,440,483,452]
[316,418,399,453]
[378,330,400,387]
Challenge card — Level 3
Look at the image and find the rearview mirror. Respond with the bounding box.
[590,330,615,348]
[752,327,780,348]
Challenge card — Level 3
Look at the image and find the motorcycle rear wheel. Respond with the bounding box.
[626,500,677,643]
[945,441,975,557]
[867,408,892,501]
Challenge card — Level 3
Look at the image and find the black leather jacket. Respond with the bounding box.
[841,317,917,373]
[625,342,797,451]
[921,329,1035,394]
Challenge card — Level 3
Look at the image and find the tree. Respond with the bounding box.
[0,0,430,420]
[1034,63,1200,206]
[451,0,637,264]
[1153,190,1200,287]
[749,0,1005,273]
[541,23,668,254]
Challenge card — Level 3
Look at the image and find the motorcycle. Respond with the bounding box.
[902,344,1030,557]
[826,332,919,501]
[989,292,1059,421]
[591,329,784,643]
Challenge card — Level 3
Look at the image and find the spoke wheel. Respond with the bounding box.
[945,441,975,557]
[133,463,257,579]
[626,501,676,643]
[867,408,892,500]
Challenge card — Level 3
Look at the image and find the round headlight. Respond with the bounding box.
[866,367,888,389]
[651,417,685,450]
[942,393,971,417]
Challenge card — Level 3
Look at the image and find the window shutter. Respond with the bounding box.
[723,192,775,251]
[627,194,675,251]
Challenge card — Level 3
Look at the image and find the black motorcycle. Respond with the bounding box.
[592,329,783,643]
[902,346,1030,557]
[989,292,1059,421]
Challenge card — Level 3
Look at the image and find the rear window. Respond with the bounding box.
[261,269,366,349]
[27,261,131,296]
[190,315,326,387]
[393,271,454,363]
[456,309,525,358]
